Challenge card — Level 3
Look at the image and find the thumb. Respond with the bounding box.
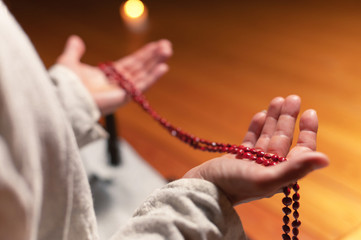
[270,151,329,186]
[57,35,86,64]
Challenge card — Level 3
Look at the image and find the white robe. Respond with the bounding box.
[0,2,246,239]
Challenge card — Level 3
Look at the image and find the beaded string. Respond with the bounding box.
[282,184,301,240]
[99,62,301,239]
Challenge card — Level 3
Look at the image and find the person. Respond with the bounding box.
[0,1,329,240]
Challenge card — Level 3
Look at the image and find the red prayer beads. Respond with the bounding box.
[282,184,300,240]
[99,62,301,239]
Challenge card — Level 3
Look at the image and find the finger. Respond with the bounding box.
[265,151,329,188]
[266,95,301,156]
[113,42,158,74]
[287,109,318,158]
[114,39,172,77]
[139,39,172,77]
[117,45,157,73]
[134,63,169,91]
[242,111,267,147]
[142,39,172,66]
[254,97,285,151]
[57,35,86,64]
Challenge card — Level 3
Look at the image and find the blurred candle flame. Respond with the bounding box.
[124,0,145,19]
[120,0,148,33]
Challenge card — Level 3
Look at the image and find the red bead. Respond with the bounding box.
[231,147,238,154]
[282,197,292,206]
[251,155,257,161]
[151,111,159,119]
[279,157,287,162]
[256,157,264,164]
[244,147,251,152]
[164,122,171,128]
[269,161,277,166]
[292,220,301,228]
[237,149,244,155]
[282,225,290,233]
[236,149,244,159]
[283,187,291,196]
[263,159,271,166]
[134,96,141,102]
[141,102,150,110]
[283,215,290,224]
[243,152,252,159]
[293,210,299,219]
[293,183,300,191]
[250,148,257,154]
[292,228,299,236]
[282,234,291,240]
[264,153,272,159]
[257,151,265,157]
[207,146,214,152]
[293,193,300,201]
[271,154,279,162]
[282,207,292,215]
[160,118,166,125]
[292,237,299,240]
[217,147,225,153]
[192,143,199,149]
[292,202,300,210]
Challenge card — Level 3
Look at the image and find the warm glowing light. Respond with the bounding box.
[123,0,145,19]
[120,0,148,33]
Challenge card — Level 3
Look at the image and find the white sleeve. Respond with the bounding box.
[48,64,108,148]
[0,137,32,240]
[111,179,248,240]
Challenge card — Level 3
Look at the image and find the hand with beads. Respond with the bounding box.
[183,95,329,205]
[57,35,172,115]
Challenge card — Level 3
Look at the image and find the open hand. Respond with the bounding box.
[57,35,172,115]
[184,95,329,205]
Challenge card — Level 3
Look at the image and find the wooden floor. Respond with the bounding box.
[8,0,361,239]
